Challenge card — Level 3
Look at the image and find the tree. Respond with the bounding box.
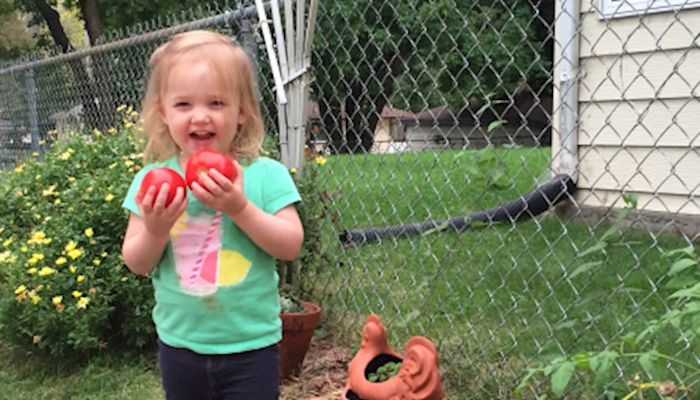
[313,0,552,154]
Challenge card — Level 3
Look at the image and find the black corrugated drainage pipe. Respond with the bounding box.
[339,174,576,246]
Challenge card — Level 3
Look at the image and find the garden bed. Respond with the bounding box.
[281,336,352,400]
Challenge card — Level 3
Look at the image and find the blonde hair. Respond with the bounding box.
[140,30,264,163]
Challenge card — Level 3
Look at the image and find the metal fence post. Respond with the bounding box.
[24,69,40,152]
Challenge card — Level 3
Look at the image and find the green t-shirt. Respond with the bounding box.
[122,156,300,354]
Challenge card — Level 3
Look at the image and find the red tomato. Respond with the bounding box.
[138,167,186,206]
[185,149,237,190]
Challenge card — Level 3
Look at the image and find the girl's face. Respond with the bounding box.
[159,60,245,160]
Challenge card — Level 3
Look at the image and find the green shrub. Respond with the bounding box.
[0,114,155,356]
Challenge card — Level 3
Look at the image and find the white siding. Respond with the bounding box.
[554,1,699,216]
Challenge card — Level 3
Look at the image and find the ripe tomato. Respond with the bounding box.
[185,149,237,190]
[138,167,186,206]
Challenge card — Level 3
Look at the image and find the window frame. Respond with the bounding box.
[599,0,700,19]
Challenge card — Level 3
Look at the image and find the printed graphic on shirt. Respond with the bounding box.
[170,211,251,296]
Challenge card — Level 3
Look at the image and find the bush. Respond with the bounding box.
[0,111,155,356]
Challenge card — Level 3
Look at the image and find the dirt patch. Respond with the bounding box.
[280,336,352,400]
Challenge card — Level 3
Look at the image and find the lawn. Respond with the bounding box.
[312,147,691,398]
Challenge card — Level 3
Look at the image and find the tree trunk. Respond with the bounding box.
[32,0,72,52]
[79,0,101,45]
[79,0,115,129]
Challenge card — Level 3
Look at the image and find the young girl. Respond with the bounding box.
[121,30,303,400]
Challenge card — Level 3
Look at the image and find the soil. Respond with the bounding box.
[280,335,353,400]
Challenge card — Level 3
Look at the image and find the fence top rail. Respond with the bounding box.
[0,2,268,76]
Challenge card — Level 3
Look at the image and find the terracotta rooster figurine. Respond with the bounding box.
[341,314,444,400]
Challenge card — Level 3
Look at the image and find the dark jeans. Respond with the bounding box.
[157,339,280,400]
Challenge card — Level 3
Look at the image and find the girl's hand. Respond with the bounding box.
[136,183,187,237]
[190,161,247,216]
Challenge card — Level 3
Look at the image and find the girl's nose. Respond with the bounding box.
[191,107,210,123]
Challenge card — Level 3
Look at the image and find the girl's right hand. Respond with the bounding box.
[136,183,187,237]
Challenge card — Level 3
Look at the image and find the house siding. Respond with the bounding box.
[554,0,699,218]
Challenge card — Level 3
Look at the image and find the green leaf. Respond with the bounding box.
[569,261,603,279]
[589,350,618,392]
[551,361,576,398]
[668,258,697,275]
[515,367,541,393]
[662,246,695,260]
[578,242,607,258]
[487,119,506,133]
[638,350,664,380]
[669,282,700,300]
[554,319,578,331]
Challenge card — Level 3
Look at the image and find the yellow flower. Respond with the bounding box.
[55,257,67,266]
[20,246,28,253]
[121,276,128,282]
[14,285,27,295]
[28,231,49,245]
[27,253,44,265]
[68,248,83,259]
[52,295,63,305]
[30,293,40,305]
[116,104,127,112]
[65,241,77,252]
[101,252,108,258]
[27,267,38,275]
[38,267,56,277]
[104,193,114,202]
[2,237,14,247]
[92,259,101,266]
[290,167,297,175]
[15,166,24,173]
[72,291,82,298]
[315,155,327,166]
[68,176,76,183]
[77,275,85,283]
[84,228,94,238]
[0,251,15,263]
[53,199,61,205]
[76,297,90,309]
[69,265,77,273]
[58,149,74,161]
[42,185,57,196]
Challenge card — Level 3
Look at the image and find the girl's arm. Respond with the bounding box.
[228,203,303,261]
[122,183,187,275]
[190,166,303,261]
[121,214,171,275]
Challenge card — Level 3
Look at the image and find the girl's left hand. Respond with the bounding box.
[189,161,247,216]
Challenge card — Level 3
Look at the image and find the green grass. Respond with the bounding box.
[313,148,692,398]
[0,340,162,399]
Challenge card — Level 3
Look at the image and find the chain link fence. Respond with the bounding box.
[1,0,698,398]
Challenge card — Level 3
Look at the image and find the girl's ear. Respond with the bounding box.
[237,107,247,124]
[158,100,167,122]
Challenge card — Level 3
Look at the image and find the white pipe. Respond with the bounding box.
[303,0,319,67]
[295,0,305,68]
[270,0,289,80]
[284,0,295,72]
[558,0,580,183]
[254,0,288,104]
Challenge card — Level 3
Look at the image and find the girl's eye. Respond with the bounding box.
[175,102,189,108]
[211,100,225,107]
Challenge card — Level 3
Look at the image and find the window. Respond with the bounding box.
[599,0,700,18]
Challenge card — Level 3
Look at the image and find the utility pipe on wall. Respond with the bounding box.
[557,0,581,183]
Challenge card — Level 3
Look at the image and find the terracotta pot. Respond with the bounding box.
[341,314,444,400]
[279,301,321,380]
